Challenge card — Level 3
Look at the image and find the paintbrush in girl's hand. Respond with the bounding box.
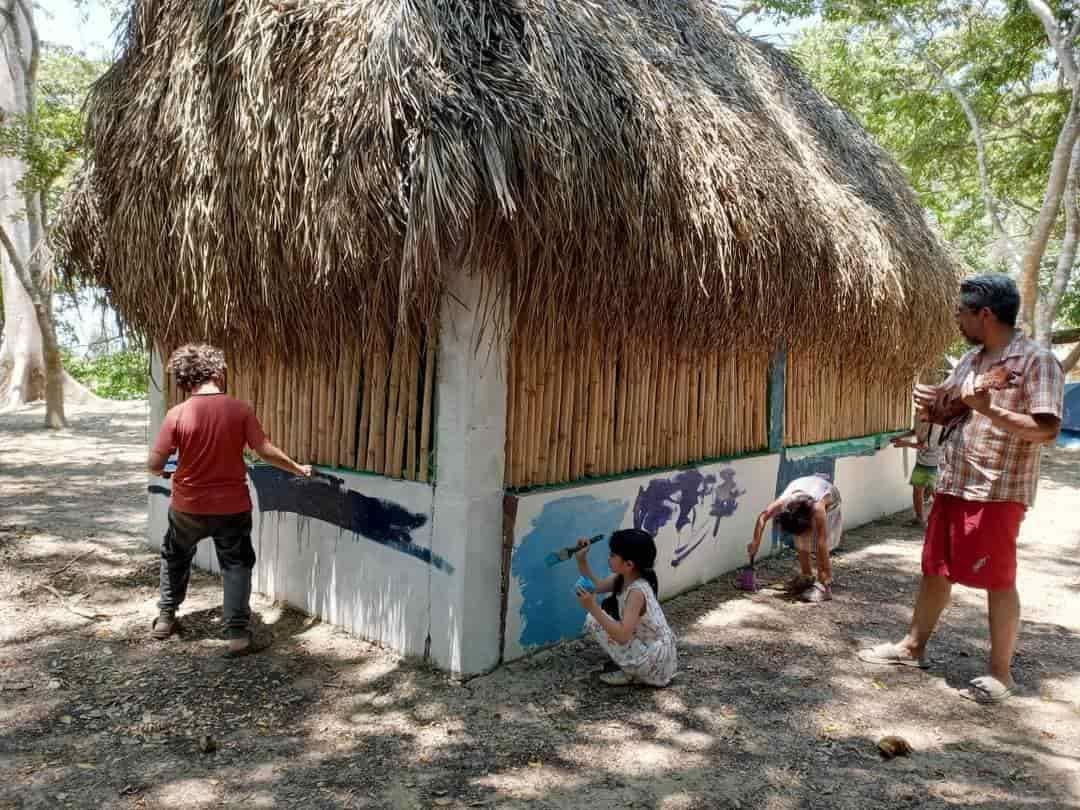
[545,534,605,567]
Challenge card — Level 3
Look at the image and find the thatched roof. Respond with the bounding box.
[55,0,962,373]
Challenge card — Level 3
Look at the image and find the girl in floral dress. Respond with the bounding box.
[574,529,678,686]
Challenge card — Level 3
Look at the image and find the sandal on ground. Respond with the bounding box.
[799,582,832,603]
[959,675,1015,704]
[598,669,634,686]
[222,630,267,659]
[770,574,815,593]
[151,613,179,641]
[857,642,930,669]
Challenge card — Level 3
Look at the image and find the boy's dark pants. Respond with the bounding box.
[158,508,255,639]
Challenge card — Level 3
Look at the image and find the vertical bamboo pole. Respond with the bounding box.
[544,346,563,483]
[341,342,360,468]
[366,348,388,472]
[571,343,589,481]
[602,350,617,475]
[585,336,602,477]
[521,341,537,484]
[557,347,575,482]
[383,341,404,476]
[357,351,372,472]
[391,341,411,479]
[531,339,551,484]
[405,341,420,480]
[613,353,628,473]
[418,337,436,482]
[517,343,532,485]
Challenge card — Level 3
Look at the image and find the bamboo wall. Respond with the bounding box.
[784,350,910,447]
[164,337,437,482]
[505,337,771,489]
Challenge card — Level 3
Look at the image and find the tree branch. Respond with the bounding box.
[1028,0,1078,85]
[1037,137,1080,343]
[907,37,1023,270]
[1061,337,1080,374]
[1019,77,1080,334]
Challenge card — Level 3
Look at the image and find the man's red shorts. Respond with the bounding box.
[922,493,1025,591]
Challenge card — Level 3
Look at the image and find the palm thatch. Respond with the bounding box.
[54,0,962,375]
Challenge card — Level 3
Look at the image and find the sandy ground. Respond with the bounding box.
[1,400,1079,810]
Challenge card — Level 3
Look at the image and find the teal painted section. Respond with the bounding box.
[767,346,787,453]
[783,431,906,462]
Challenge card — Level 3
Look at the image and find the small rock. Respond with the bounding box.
[48,680,61,690]
[197,735,217,754]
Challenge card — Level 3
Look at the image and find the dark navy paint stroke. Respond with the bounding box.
[147,484,171,497]
[148,468,450,574]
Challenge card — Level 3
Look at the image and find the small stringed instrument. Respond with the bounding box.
[920,363,1021,442]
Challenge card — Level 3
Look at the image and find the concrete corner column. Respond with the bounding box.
[149,348,167,435]
[427,271,508,676]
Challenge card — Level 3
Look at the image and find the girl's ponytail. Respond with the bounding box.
[641,567,659,595]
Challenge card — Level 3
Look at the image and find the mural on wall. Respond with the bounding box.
[511,494,629,648]
[148,467,451,573]
[632,468,746,566]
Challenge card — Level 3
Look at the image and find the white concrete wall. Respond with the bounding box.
[501,445,910,662]
[146,466,438,658]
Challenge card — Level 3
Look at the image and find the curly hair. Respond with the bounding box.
[775,493,816,536]
[167,344,227,392]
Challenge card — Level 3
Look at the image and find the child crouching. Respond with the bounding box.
[574,529,677,687]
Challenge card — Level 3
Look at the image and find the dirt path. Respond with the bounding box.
[1,401,1079,810]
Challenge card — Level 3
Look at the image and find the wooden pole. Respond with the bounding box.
[419,336,436,483]
[405,341,420,480]
[557,346,575,482]
[585,336,601,477]
[544,345,563,483]
[571,342,589,481]
[366,348,388,472]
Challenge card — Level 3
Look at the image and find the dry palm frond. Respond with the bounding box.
[52,0,962,377]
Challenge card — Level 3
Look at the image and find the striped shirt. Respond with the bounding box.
[937,332,1064,507]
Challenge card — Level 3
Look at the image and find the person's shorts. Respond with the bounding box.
[909,464,938,488]
[921,494,1024,590]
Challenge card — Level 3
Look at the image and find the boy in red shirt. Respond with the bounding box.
[148,344,311,656]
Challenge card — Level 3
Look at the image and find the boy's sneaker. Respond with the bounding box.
[799,582,832,604]
[599,669,634,686]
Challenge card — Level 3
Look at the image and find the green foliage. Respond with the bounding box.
[62,348,149,400]
[779,5,1068,273]
[0,45,106,212]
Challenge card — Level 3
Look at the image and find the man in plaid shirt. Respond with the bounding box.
[859,274,1064,704]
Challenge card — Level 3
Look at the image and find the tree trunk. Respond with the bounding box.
[1036,139,1080,345]
[1019,80,1080,334]
[0,0,90,424]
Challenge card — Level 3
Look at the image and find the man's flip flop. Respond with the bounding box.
[857,642,930,669]
[959,675,1015,704]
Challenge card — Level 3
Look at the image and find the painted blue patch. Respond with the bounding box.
[773,451,836,549]
[1058,429,1080,449]
[513,495,628,648]
[1063,383,1080,433]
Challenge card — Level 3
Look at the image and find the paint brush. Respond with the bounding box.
[734,553,759,592]
[545,534,605,568]
[291,469,348,493]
